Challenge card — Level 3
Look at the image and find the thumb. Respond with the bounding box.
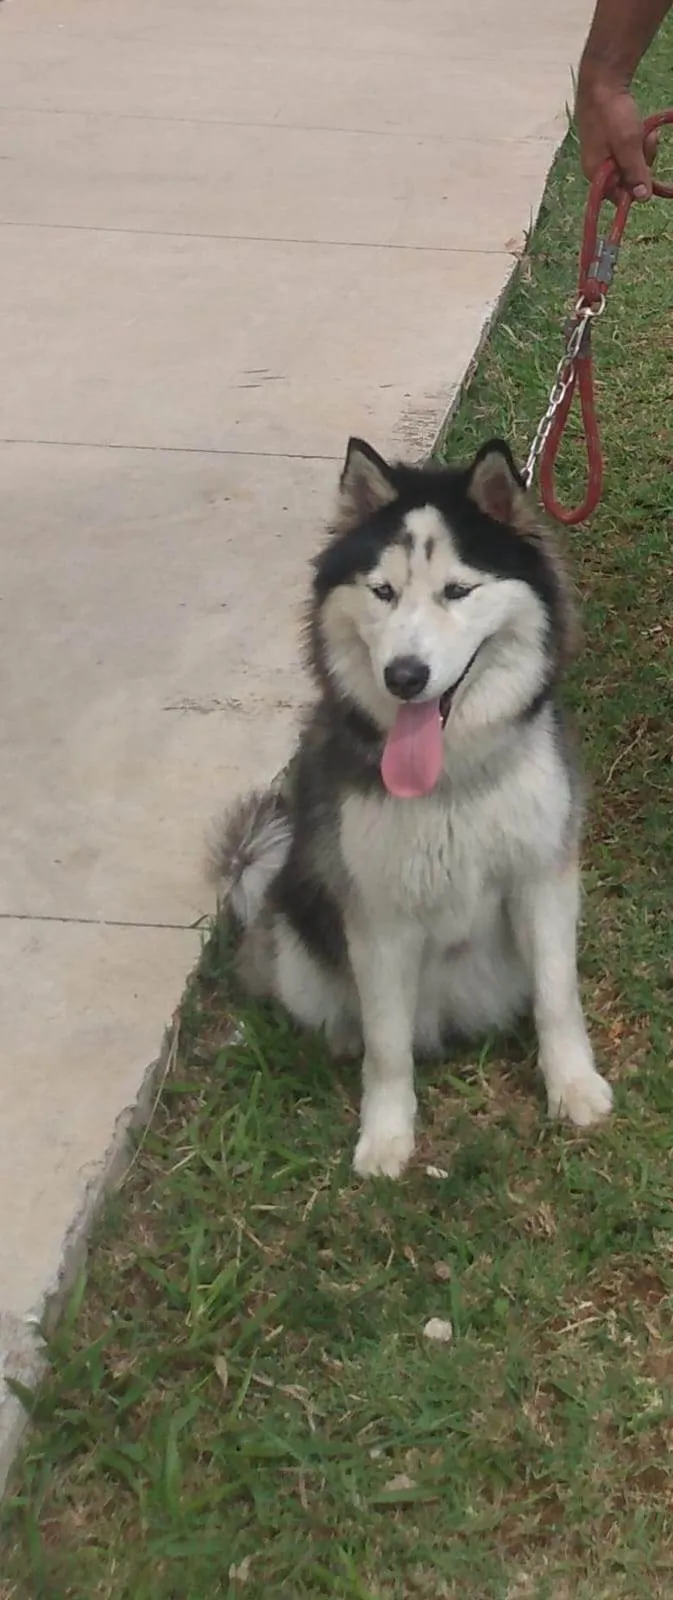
[613,128,653,199]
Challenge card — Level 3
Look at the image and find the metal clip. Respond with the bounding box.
[563,312,591,358]
[587,238,620,289]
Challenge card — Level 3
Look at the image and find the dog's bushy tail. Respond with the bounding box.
[205,787,291,926]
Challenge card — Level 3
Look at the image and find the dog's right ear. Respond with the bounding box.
[336,437,398,530]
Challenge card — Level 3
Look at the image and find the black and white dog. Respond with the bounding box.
[209,438,612,1177]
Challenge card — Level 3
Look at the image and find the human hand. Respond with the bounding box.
[575,72,658,199]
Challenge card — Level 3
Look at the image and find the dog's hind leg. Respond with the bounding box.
[511,858,612,1127]
[272,921,357,1044]
[346,918,424,1179]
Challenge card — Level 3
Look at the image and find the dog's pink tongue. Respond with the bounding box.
[381,700,443,798]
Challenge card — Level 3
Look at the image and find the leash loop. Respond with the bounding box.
[525,108,673,525]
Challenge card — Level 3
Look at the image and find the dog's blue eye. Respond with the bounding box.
[370,582,396,604]
[443,582,472,602]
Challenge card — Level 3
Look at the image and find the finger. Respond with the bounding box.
[644,129,659,169]
[613,132,653,199]
[580,140,611,186]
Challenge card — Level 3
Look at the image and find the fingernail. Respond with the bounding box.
[633,184,649,200]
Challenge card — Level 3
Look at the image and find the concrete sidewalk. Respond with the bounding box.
[0,0,593,1484]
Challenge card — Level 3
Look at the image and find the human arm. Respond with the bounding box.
[575,0,672,196]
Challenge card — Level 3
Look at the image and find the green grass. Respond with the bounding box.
[3,37,673,1600]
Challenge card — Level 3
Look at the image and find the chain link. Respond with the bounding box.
[522,296,605,490]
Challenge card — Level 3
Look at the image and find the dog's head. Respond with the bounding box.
[309,438,576,797]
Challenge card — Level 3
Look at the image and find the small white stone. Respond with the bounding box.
[425,1165,449,1180]
[214,1354,229,1394]
[228,1557,252,1584]
[423,1316,454,1344]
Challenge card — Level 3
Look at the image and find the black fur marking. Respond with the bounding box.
[268,707,368,971]
[340,702,384,754]
[271,860,347,973]
[307,701,386,796]
[316,451,562,634]
[472,437,526,486]
[519,681,554,724]
[342,436,397,489]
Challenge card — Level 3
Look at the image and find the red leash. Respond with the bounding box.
[523,109,673,526]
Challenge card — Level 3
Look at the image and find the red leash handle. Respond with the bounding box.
[538,108,673,526]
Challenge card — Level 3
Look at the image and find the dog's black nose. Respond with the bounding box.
[384,655,430,700]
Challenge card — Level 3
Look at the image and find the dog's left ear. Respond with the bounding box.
[336,437,399,530]
[466,440,531,530]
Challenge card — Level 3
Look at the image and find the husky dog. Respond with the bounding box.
[208,438,612,1178]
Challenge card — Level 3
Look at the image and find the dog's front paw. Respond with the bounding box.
[547,1068,613,1128]
[353,1090,416,1179]
[354,1123,415,1179]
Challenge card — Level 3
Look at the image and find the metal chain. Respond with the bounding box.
[522,296,605,490]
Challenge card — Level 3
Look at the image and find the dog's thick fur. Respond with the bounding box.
[208,438,612,1177]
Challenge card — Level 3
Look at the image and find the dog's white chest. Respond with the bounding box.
[340,791,484,924]
[339,739,569,935]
